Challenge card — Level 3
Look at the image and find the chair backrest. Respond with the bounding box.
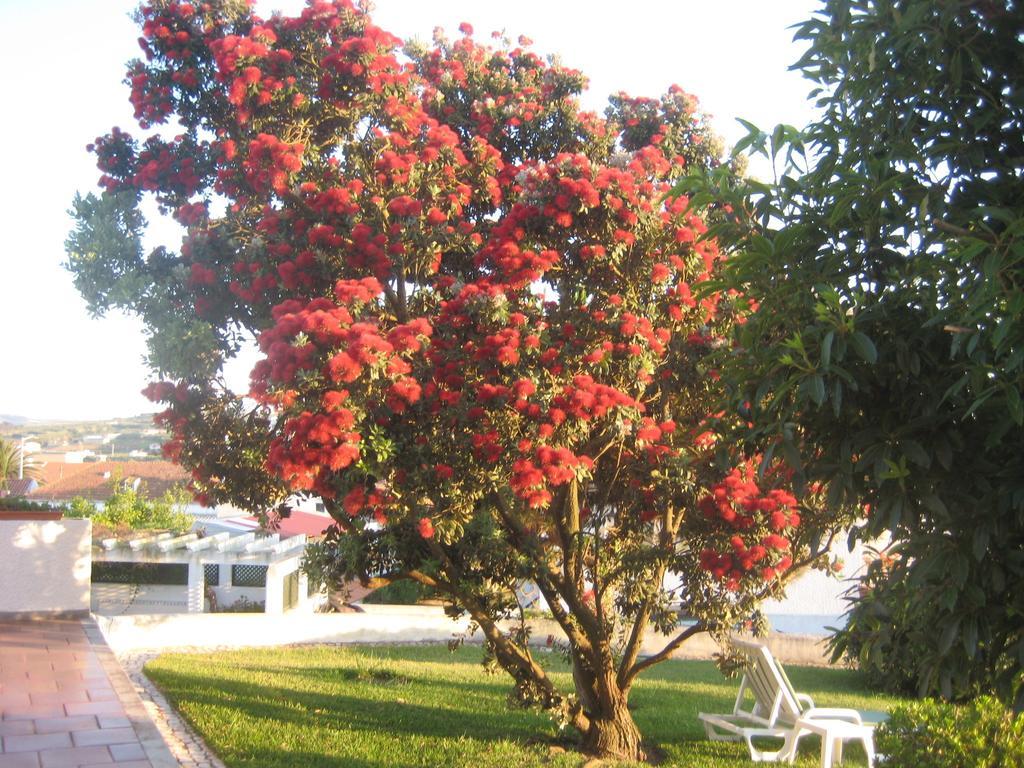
[730,639,805,726]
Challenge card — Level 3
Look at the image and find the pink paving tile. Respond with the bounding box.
[0,722,34,738]
[3,681,58,695]
[38,746,114,767]
[63,701,125,718]
[29,691,89,706]
[0,621,177,768]
[84,691,116,704]
[1,704,68,721]
[25,674,77,686]
[71,729,136,748]
[39,655,75,666]
[106,744,145,762]
[31,716,98,735]
[0,752,42,768]
[0,694,32,709]
[61,679,105,691]
[52,659,102,672]
[19,665,54,676]
[2,731,73,753]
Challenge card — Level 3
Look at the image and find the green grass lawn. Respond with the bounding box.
[144,644,906,768]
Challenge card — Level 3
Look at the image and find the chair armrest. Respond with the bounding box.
[796,693,815,709]
[799,708,864,725]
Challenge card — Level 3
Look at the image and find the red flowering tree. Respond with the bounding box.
[67,0,845,759]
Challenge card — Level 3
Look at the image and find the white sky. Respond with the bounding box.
[0,0,819,421]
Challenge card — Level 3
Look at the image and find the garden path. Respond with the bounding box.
[0,618,179,768]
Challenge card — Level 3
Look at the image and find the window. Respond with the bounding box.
[231,564,268,587]
[203,564,220,586]
[283,570,300,611]
[91,562,188,585]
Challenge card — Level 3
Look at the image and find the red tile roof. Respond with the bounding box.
[29,461,190,502]
[0,478,38,497]
[262,509,336,538]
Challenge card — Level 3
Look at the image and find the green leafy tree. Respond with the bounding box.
[685,0,1024,704]
[0,438,40,490]
[66,1,848,758]
[67,478,193,534]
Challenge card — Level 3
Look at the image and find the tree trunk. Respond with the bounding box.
[571,651,601,715]
[581,700,645,762]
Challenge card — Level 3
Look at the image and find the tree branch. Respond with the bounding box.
[623,621,707,685]
[933,218,997,244]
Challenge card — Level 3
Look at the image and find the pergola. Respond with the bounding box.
[93,530,320,614]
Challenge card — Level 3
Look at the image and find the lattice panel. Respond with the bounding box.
[231,564,268,587]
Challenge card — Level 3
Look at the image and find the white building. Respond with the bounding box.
[90,531,326,615]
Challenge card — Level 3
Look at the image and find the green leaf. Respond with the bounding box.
[1006,385,1023,426]
[934,436,952,471]
[901,440,930,468]
[972,527,990,561]
[850,332,878,364]
[922,493,949,518]
[809,374,826,405]
[781,438,804,478]
[939,619,961,654]
[963,619,978,659]
[821,330,834,368]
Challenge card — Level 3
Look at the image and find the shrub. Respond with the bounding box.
[66,481,193,535]
[829,549,925,697]
[875,696,1023,768]
[0,497,65,513]
[214,596,265,614]
[362,580,434,606]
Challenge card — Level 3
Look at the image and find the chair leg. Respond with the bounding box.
[834,736,843,765]
[743,734,761,762]
[783,729,802,764]
[862,734,875,768]
[820,734,834,768]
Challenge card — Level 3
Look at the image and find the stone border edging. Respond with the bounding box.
[81,617,186,768]
[117,651,227,768]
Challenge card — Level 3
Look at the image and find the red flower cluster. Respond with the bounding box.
[511,447,594,509]
[698,466,800,589]
[267,409,362,493]
[244,133,304,194]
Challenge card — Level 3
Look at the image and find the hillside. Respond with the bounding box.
[0,414,168,459]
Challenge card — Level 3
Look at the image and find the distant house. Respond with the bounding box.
[30,460,191,504]
[215,509,338,539]
[63,450,95,464]
[91,530,325,615]
[0,477,39,497]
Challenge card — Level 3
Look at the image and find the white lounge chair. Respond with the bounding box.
[698,639,883,766]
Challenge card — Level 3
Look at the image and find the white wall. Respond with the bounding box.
[0,518,92,614]
[754,534,893,635]
[95,605,476,653]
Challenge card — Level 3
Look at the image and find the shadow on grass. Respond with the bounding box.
[146,667,556,744]
[145,648,896,768]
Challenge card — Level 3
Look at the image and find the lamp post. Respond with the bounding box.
[18,435,36,480]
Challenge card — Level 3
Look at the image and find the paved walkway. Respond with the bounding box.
[115,656,221,768]
[0,618,178,768]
